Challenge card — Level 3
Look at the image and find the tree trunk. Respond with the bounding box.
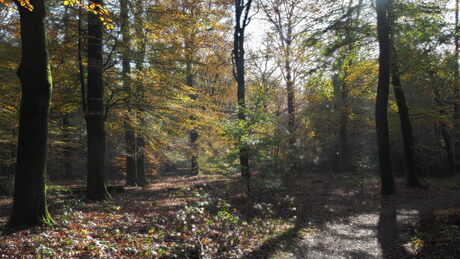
[376,0,395,195]
[391,72,419,187]
[332,55,352,173]
[187,62,199,174]
[441,111,456,174]
[285,54,295,145]
[125,128,138,186]
[335,0,363,173]
[233,0,252,182]
[434,88,456,175]
[85,0,110,201]
[388,2,420,187]
[134,0,147,186]
[190,130,199,174]
[62,115,74,179]
[8,0,53,227]
[285,47,297,172]
[78,6,87,114]
[339,84,352,172]
[136,136,146,186]
[120,0,137,186]
[454,0,460,173]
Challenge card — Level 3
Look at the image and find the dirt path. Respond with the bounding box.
[286,189,460,259]
[137,172,460,258]
[2,171,460,258]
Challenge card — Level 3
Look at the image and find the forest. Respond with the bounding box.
[1,0,460,257]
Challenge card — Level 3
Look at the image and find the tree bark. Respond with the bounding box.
[78,6,87,114]
[136,136,146,186]
[125,128,137,186]
[285,42,295,146]
[376,0,395,195]
[85,0,110,201]
[62,115,74,179]
[441,111,456,174]
[190,130,199,174]
[187,62,199,174]
[8,0,53,227]
[390,68,419,186]
[339,82,352,172]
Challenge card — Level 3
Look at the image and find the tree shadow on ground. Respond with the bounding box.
[377,199,412,259]
[237,174,460,258]
[235,174,384,258]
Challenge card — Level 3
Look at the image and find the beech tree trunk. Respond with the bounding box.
[120,0,138,186]
[136,136,146,186]
[233,0,252,181]
[441,111,456,174]
[125,128,138,186]
[8,0,53,227]
[339,82,352,172]
[391,69,419,187]
[433,88,456,174]
[134,0,147,186]
[86,0,110,201]
[454,0,460,173]
[285,44,295,146]
[187,62,199,174]
[388,2,420,187]
[376,0,395,195]
[190,130,199,174]
[62,115,74,179]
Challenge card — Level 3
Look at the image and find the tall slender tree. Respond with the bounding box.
[119,0,138,186]
[187,61,199,174]
[454,0,460,173]
[388,0,419,187]
[85,0,110,200]
[8,0,53,227]
[134,0,147,186]
[375,0,395,195]
[233,0,252,185]
[259,0,304,149]
[332,0,363,173]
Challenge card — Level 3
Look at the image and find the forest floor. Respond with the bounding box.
[1,170,460,258]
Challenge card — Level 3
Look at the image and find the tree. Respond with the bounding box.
[259,0,305,150]
[233,0,253,187]
[388,0,419,187]
[7,0,53,227]
[85,0,110,200]
[375,0,395,195]
[134,0,147,186]
[331,0,364,173]
[454,0,460,173]
[119,0,138,186]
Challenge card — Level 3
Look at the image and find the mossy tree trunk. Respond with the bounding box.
[8,0,53,227]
